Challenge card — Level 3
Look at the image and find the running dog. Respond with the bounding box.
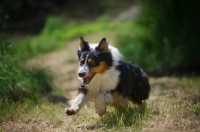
[66,37,150,116]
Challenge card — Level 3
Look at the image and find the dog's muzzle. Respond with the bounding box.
[77,66,89,78]
[78,72,86,78]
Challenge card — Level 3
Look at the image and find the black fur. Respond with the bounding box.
[78,48,113,68]
[78,85,88,95]
[78,44,150,104]
[115,61,150,104]
[66,37,151,116]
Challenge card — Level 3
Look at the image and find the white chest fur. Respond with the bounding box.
[85,67,120,101]
[79,44,122,101]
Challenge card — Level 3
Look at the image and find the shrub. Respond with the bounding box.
[117,0,200,75]
[0,34,52,106]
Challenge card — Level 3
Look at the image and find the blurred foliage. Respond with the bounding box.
[0,34,52,106]
[11,15,114,58]
[1,0,53,17]
[1,0,133,18]
[0,15,113,106]
[1,0,134,34]
[117,0,200,75]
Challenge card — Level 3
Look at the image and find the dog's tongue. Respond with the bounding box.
[82,73,96,84]
[83,76,91,84]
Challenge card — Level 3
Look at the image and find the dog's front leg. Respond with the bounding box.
[66,88,89,116]
[95,91,113,116]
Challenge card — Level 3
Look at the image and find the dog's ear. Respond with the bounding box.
[96,38,108,52]
[79,37,89,51]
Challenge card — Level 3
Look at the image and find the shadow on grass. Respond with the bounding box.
[29,68,68,104]
[47,94,68,104]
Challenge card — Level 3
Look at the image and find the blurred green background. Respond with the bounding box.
[117,0,200,75]
[0,0,200,105]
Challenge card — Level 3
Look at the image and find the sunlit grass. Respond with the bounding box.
[1,77,200,131]
[0,100,64,124]
[99,105,154,130]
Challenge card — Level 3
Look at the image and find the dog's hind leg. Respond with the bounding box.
[131,100,147,111]
[138,100,147,111]
[66,89,89,116]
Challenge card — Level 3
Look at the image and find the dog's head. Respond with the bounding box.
[77,37,113,85]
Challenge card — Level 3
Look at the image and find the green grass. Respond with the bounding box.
[11,15,117,59]
[99,105,153,131]
[63,103,154,131]
[0,100,64,124]
[0,34,53,123]
[0,58,53,104]
[1,75,200,131]
[64,77,200,131]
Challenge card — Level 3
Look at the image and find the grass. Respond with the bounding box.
[0,33,53,130]
[1,77,199,131]
[69,104,151,131]
[0,59,53,103]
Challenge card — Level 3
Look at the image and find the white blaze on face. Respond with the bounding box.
[77,52,91,83]
[77,66,89,82]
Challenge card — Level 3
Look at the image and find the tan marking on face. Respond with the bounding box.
[79,58,84,64]
[89,62,109,74]
[79,58,85,67]
[80,58,84,62]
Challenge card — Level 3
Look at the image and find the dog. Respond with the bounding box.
[66,37,150,116]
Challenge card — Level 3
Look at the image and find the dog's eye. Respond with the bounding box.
[87,58,95,66]
[89,60,95,66]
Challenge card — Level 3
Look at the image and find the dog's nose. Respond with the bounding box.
[78,72,86,78]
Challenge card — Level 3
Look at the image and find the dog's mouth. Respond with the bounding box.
[83,72,96,84]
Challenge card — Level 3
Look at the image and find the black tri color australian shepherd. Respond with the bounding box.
[66,37,150,116]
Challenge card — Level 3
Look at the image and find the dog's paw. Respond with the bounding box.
[65,108,76,116]
[95,104,106,116]
[96,109,106,116]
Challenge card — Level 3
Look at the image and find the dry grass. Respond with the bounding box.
[1,34,200,132]
[143,77,200,132]
[1,77,199,132]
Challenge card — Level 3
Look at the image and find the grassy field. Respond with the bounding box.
[1,7,200,131]
[1,77,200,131]
[1,33,200,132]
